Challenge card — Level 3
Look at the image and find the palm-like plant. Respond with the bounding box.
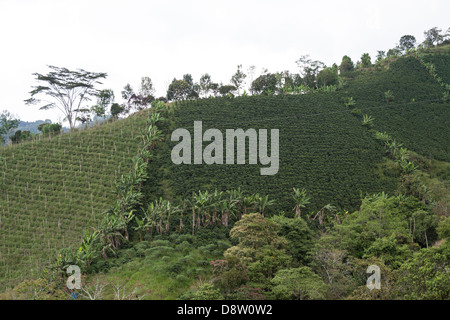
[192,191,211,231]
[400,160,417,174]
[312,204,339,225]
[292,187,311,218]
[78,229,101,270]
[255,194,275,216]
[210,189,224,225]
[96,211,127,256]
[362,114,375,127]
[228,188,243,219]
[241,194,258,217]
[344,96,356,107]
[375,131,392,144]
[386,139,403,159]
[384,90,394,103]
[219,199,236,228]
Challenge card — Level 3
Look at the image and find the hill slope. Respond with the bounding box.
[0,47,449,294]
[143,52,450,214]
[0,113,147,290]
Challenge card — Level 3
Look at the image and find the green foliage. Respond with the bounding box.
[0,110,20,137]
[38,123,62,135]
[345,55,449,161]
[0,111,148,290]
[384,90,394,103]
[343,96,356,107]
[271,215,315,265]
[10,130,33,144]
[1,46,449,300]
[147,94,399,214]
[360,53,372,68]
[437,217,450,239]
[167,78,192,101]
[347,257,398,300]
[339,55,354,73]
[362,114,375,127]
[271,267,328,300]
[332,194,426,258]
[0,278,67,300]
[210,256,249,294]
[399,35,416,52]
[250,73,278,95]
[310,236,357,299]
[317,67,339,87]
[350,107,362,116]
[181,283,224,300]
[225,213,291,284]
[396,246,449,299]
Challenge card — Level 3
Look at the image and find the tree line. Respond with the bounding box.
[0,26,445,138]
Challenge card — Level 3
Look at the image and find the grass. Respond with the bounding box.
[80,233,230,300]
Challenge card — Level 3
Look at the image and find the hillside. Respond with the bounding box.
[0,47,449,299]
[0,113,147,290]
[143,52,450,214]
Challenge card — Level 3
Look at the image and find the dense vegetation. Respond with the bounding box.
[0,43,448,300]
[0,114,147,290]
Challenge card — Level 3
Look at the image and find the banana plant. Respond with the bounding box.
[77,229,101,270]
[255,193,275,216]
[292,187,311,218]
[210,189,224,225]
[362,114,375,127]
[218,199,236,228]
[312,204,338,225]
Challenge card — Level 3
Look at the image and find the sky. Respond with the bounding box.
[0,0,449,125]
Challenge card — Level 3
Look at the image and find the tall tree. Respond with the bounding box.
[317,67,339,87]
[292,188,311,218]
[339,55,354,73]
[398,35,416,52]
[91,89,115,118]
[230,64,247,95]
[0,110,20,144]
[182,74,199,99]
[250,73,278,95]
[376,51,386,63]
[24,65,107,129]
[166,78,191,101]
[121,77,155,113]
[139,76,155,98]
[199,73,213,97]
[360,53,372,68]
[423,27,444,47]
[296,55,324,88]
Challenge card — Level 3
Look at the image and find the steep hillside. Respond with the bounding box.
[0,47,449,296]
[0,113,147,290]
[344,54,450,161]
[143,53,450,214]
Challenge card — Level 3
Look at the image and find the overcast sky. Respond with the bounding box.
[0,0,449,125]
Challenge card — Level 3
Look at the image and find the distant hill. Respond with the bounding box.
[1,119,70,145]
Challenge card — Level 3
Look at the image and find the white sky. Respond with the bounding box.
[0,0,449,125]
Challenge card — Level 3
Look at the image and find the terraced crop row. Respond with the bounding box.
[0,112,148,291]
